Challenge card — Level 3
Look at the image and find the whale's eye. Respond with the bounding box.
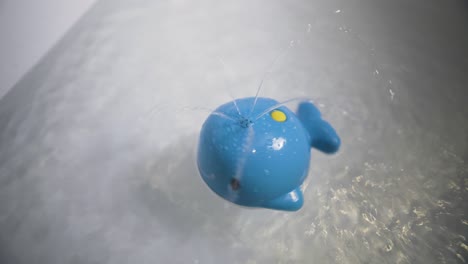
[270,109,287,122]
[230,178,240,190]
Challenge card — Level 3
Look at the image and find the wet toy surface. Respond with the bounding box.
[197,97,340,211]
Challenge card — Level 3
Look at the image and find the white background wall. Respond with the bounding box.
[0,0,97,98]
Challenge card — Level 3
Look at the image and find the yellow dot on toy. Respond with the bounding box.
[270,110,287,122]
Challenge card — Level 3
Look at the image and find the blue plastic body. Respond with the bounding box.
[197,97,340,211]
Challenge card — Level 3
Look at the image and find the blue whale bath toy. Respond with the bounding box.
[197,97,340,211]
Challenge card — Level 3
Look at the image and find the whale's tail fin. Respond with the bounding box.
[262,187,304,211]
[297,102,341,154]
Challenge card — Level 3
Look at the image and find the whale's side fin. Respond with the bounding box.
[262,187,304,211]
[297,102,341,154]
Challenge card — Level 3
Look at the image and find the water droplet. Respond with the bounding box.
[389,89,395,100]
[385,240,393,252]
[271,137,286,150]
